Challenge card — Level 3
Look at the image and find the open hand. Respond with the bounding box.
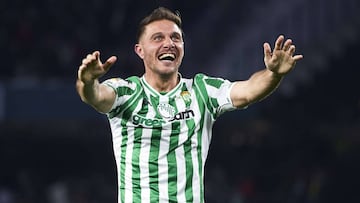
[78,51,117,84]
[264,35,303,76]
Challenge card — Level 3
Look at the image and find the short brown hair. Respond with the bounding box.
[136,7,183,42]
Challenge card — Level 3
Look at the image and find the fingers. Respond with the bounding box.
[273,35,303,58]
[287,44,304,61]
[293,54,303,61]
[78,51,117,82]
[103,56,117,71]
[274,35,284,51]
[93,51,100,61]
[81,51,99,66]
[282,39,292,51]
[274,35,295,52]
[288,45,296,55]
[263,42,272,62]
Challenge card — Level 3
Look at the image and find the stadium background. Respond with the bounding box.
[0,0,359,202]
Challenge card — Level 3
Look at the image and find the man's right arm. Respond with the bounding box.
[76,79,116,113]
[76,51,117,113]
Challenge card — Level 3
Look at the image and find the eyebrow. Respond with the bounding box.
[150,31,182,38]
[150,32,163,38]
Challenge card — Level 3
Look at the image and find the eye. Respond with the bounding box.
[171,34,182,42]
[153,35,164,41]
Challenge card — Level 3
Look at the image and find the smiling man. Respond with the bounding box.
[76,7,303,203]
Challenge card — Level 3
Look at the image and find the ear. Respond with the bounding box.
[134,44,144,59]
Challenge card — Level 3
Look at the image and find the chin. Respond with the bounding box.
[160,69,178,76]
[156,67,178,76]
[158,63,178,71]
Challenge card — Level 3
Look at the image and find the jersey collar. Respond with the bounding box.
[141,73,183,98]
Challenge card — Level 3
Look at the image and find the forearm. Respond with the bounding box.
[76,78,101,105]
[246,69,283,103]
[231,69,283,108]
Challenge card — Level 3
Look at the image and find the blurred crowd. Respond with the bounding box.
[1,0,214,80]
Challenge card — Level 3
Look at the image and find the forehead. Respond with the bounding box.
[143,19,182,37]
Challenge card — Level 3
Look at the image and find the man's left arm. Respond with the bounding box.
[230,35,303,108]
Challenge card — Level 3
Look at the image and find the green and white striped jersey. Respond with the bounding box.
[103,73,236,203]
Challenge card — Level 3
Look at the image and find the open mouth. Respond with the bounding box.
[158,53,176,61]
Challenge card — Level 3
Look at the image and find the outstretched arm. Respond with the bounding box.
[230,35,303,108]
[76,51,117,113]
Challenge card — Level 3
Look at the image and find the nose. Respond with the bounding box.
[163,37,175,49]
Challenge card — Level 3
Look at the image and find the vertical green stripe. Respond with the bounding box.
[149,94,161,202]
[132,127,142,203]
[182,82,195,201]
[167,98,180,202]
[119,96,142,202]
[193,81,207,203]
[184,118,195,202]
[194,74,216,119]
[132,96,149,203]
[167,121,180,201]
[149,95,160,118]
[149,127,161,202]
[119,120,128,203]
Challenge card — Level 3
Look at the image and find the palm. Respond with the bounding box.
[264,35,303,76]
[84,60,107,79]
[78,51,117,83]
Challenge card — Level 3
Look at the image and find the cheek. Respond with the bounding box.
[178,49,185,61]
[178,44,185,57]
[143,52,156,62]
[142,47,157,60]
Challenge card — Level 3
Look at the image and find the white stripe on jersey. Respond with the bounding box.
[158,129,170,203]
[191,131,201,203]
[124,128,134,203]
[140,125,151,202]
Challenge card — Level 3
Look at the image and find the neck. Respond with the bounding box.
[144,72,179,93]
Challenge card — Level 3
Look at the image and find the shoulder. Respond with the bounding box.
[193,73,231,88]
[102,76,143,96]
[102,76,141,87]
[181,73,211,91]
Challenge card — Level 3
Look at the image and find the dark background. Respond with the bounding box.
[1,0,359,202]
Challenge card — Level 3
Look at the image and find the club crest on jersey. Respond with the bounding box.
[157,103,176,119]
[180,91,191,104]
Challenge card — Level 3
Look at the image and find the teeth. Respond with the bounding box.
[159,53,175,60]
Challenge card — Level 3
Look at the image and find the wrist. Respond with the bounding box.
[79,73,98,85]
[266,69,284,79]
[83,77,96,85]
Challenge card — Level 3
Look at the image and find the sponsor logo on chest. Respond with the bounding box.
[157,103,176,119]
[132,104,195,127]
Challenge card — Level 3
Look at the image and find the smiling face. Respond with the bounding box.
[135,19,184,78]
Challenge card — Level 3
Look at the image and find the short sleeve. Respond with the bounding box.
[102,77,138,113]
[194,74,236,118]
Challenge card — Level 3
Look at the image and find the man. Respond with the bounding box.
[76,7,303,203]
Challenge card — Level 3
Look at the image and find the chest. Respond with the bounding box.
[124,91,201,130]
